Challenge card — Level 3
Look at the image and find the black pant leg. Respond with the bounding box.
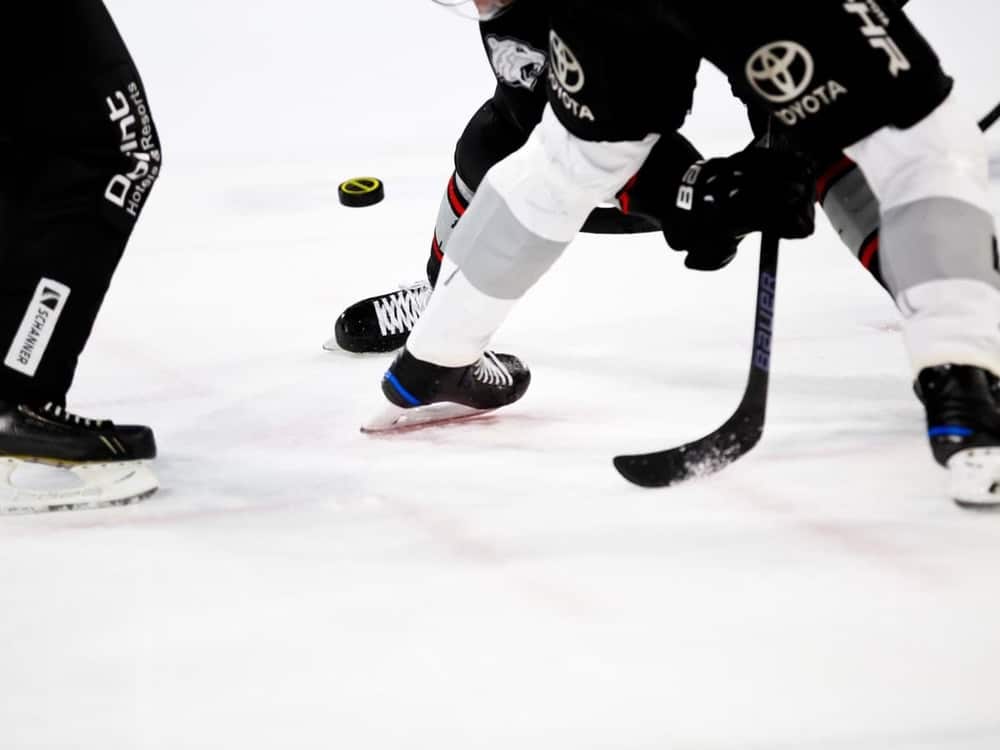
[455,2,552,188]
[454,94,534,191]
[0,0,162,404]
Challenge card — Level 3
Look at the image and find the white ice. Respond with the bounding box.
[2,2,1000,748]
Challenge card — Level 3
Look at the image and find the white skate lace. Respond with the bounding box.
[373,281,432,336]
[472,351,514,387]
[39,402,110,429]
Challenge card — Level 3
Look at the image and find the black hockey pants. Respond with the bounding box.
[0,1,162,404]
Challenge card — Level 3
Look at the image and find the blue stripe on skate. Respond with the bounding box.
[928,426,974,438]
[384,371,423,407]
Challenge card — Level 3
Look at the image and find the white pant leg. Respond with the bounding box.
[408,107,658,367]
[844,90,991,214]
[845,92,1000,375]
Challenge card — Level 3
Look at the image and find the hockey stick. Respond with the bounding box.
[614,233,779,488]
[980,101,1000,132]
[614,105,999,489]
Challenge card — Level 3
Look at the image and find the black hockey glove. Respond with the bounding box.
[617,133,738,269]
[664,148,816,270]
[618,140,816,271]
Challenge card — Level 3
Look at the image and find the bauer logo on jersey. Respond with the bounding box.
[486,36,547,91]
[548,31,594,122]
[4,279,71,378]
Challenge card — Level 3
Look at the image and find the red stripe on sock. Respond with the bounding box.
[617,174,640,215]
[447,175,467,217]
[860,233,879,269]
[431,234,443,261]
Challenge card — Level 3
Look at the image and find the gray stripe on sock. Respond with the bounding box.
[445,181,569,300]
[821,167,880,259]
[881,197,999,295]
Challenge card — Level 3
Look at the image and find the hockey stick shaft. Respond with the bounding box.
[979,101,1000,133]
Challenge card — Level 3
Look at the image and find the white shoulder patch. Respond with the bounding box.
[485,35,547,91]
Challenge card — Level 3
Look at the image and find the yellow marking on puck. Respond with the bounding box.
[339,177,385,207]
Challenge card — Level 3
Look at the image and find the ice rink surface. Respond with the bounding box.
[2,2,1000,748]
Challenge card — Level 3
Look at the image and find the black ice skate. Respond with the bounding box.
[326,281,432,354]
[916,364,1000,509]
[0,402,159,514]
[362,348,531,432]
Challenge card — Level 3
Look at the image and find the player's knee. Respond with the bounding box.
[488,106,659,243]
[844,93,990,214]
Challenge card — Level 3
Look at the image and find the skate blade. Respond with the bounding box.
[361,402,494,434]
[947,448,1000,510]
[321,337,398,356]
[0,458,159,515]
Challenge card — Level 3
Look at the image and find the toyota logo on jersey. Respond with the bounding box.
[549,30,585,94]
[745,41,815,104]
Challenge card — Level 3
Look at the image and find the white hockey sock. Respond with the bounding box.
[405,257,517,367]
[898,280,1000,376]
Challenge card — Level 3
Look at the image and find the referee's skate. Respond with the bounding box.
[0,402,158,514]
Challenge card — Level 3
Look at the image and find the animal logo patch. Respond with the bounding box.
[486,36,547,91]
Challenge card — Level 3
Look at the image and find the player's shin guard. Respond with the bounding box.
[406,256,520,367]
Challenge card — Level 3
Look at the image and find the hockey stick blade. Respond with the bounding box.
[614,233,779,488]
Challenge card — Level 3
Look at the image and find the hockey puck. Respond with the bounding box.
[338,177,385,208]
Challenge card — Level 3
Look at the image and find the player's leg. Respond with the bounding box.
[329,101,522,355]
[0,1,163,406]
[364,2,687,428]
[329,95,531,354]
[815,154,888,288]
[742,110,889,289]
[366,1,824,431]
[331,0,665,356]
[843,99,1000,506]
[363,106,657,432]
[688,1,1000,503]
[0,1,162,512]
